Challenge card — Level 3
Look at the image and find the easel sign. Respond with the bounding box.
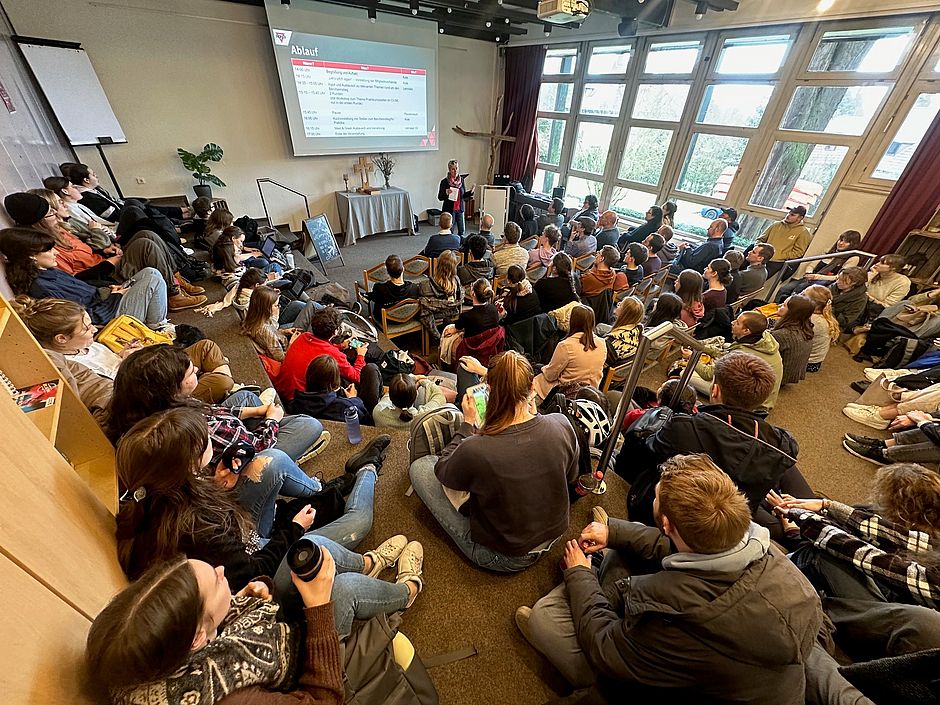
[302,214,345,276]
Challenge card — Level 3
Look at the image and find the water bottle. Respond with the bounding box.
[344,406,362,445]
[285,251,296,269]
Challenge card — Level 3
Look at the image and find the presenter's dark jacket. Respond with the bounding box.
[438,176,473,215]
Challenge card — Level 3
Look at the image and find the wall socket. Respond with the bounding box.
[135,177,146,184]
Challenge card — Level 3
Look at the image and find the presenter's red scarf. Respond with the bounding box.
[448,174,463,213]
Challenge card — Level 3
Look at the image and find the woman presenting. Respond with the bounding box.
[438,159,474,240]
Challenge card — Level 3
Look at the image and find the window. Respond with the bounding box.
[733,213,775,247]
[580,83,625,117]
[808,27,916,73]
[670,198,717,238]
[538,83,573,113]
[619,127,672,186]
[609,186,658,221]
[780,86,890,136]
[645,40,701,74]
[677,134,749,198]
[633,83,691,122]
[872,92,940,180]
[533,169,559,196]
[564,176,603,209]
[571,122,615,175]
[544,47,578,75]
[750,141,851,216]
[697,84,775,128]
[537,118,566,166]
[716,35,791,75]
[588,44,631,75]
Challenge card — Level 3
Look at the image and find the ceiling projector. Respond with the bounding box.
[538,0,591,24]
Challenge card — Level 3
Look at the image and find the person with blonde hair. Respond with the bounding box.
[518,453,822,703]
[409,350,579,572]
[418,249,463,342]
[438,159,473,239]
[604,296,644,364]
[803,284,840,372]
[532,304,606,403]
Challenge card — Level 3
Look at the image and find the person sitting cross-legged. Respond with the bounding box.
[515,453,823,704]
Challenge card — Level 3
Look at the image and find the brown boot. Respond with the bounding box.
[169,292,207,311]
[176,274,205,295]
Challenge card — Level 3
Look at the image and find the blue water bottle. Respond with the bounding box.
[344,406,362,445]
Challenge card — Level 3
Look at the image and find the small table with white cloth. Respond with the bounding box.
[334,187,416,246]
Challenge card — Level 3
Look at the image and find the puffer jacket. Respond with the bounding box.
[565,520,822,705]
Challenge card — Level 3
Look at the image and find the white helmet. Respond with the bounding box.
[572,399,611,448]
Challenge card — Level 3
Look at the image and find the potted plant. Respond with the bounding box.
[177,142,225,199]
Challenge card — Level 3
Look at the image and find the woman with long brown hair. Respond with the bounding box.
[771,294,815,385]
[418,249,463,342]
[674,268,705,327]
[408,350,580,572]
[532,304,606,402]
[500,264,542,325]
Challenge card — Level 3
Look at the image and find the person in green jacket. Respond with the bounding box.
[756,206,812,276]
[688,310,783,411]
[373,374,448,429]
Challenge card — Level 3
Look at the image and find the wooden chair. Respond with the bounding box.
[574,253,596,274]
[403,255,431,281]
[380,298,427,354]
[601,359,634,392]
[612,284,637,307]
[361,261,392,292]
[634,275,657,305]
[520,237,538,251]
[526,264,547,283]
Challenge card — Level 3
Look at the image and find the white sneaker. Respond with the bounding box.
[296,431,330,465]
[183,246,195,255]
[842,404,890,430]
[364,535,408,577]
[592,506,609,526]
[396,541,424,608]
[863,367,912,382]
[259,387,278,406]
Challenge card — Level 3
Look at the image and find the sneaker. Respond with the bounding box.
[169,292,208,311]
[395,541,424,608]
[863,367,912,382]
[850,380,871,394]
[258,387,278,406]
[364,535,408,577]
[154,321,176,337]
[345,434,391,475]
[844,402,867,409]
[514,606,534,644]
[230,383,262,395]
[842,405,890,430]
[318,471,355,497]
[296,431,331,465]
[844,433,886,449]
[592,506,609,526]
[843,438,888,465]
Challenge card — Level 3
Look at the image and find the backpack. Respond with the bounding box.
[408,404,463,464]
[379,350,416,384]
[234,215,260,246]
[877,336,930,370]
[541,392,612,500]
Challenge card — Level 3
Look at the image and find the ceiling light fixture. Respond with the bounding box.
[694,1,707,20]
[368,6,376,21]
[439,25,444,33]
[543,24,552,37]
[495,35,501,42]
[485,19,492,27]
[410,0,419,14]
[816,0,836,10]
[446,6,452,11]
[505,17,510,23]
[280,0,290,6]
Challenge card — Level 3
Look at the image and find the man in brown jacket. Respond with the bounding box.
[516,454,825,704]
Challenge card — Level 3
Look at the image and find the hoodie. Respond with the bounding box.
[697,330,783,410]
[581,266,628,297]
[658,240,679,265]
[563,519,822,704]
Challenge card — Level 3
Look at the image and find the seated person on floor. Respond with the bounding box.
[776,230,862,301]
[373,373,448,429]
[421,212,461,259]
[803,284,840,373]
[620,351,808,536]
[86,554,345,705]
[113,408,419,626]
[770,463,940,662]
[674,268,704,327]
[641,233,665,276]
[41,176,117,250]
[241,286,322,363]
[517,453,822,705]
[842,376,940,430]
[408,351,579,573]
[830,266,870,334]
[534,251,580,315]
[0,228,171,332]
[580,245,628,298]
[603,295,644,365]
[60,161,190,223]
[532,304,606,405]
[197,267,266,318]
[864,254,911,321]
[853,284,940,363]
[844,409,940,466]
[198,207,234,250]
[212,225,282,285]
[499,265,542,326]
[178,195,212,237]
[278,306,381,406]
[292,354,375,426]
[493,221,529,277]
[594,210,620,248]
[528,225,560,269]
[563,216,598,258]
[369,254,421,319]
[623,377,697,428]
[770,294,815,386]
[688,310,783,411]
[669,218,727,275]
[457,236,494,290]
[621,242,648,286]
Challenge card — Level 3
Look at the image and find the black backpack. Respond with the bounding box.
[234,215,260,246]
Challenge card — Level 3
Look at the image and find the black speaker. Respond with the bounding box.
[552,186,566,199]
[494,174,511,186]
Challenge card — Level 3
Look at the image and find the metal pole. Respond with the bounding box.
[257,178,271,227]
[96,143,124,199]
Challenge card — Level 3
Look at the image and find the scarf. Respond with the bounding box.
[447,173,462,213]
[112,595,302,705]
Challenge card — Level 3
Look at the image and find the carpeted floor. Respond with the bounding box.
[171,228,882,705]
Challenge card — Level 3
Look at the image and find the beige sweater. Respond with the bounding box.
[533,334,607,399]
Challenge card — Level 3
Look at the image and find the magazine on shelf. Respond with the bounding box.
[0,371,59,413]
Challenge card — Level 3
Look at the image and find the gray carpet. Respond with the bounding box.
[170,228,881,704]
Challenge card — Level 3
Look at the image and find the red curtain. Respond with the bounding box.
[862,109,940,255]
[498,45,546,189]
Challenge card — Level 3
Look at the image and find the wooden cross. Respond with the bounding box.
[353,156,374,192]
[452,95,516,184]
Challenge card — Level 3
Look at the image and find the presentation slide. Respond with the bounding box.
[270,29,438,156]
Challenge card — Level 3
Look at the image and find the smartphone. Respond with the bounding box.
[348,338,366,350]
[467,383,489,423]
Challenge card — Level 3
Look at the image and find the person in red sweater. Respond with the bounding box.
[277,307,382,410]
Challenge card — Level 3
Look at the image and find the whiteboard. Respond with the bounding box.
[17,40,126,146]
[479,186,510,241]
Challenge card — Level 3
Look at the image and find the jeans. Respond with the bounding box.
[220,390,325,461]
[242,255,283,276]
[408,455,553,572]
[288,300,325,333]
[115,266,168,326]
[270,532,409,633]
[451,210,465,240]
[236,448,322,537]
[884,427,940,463]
